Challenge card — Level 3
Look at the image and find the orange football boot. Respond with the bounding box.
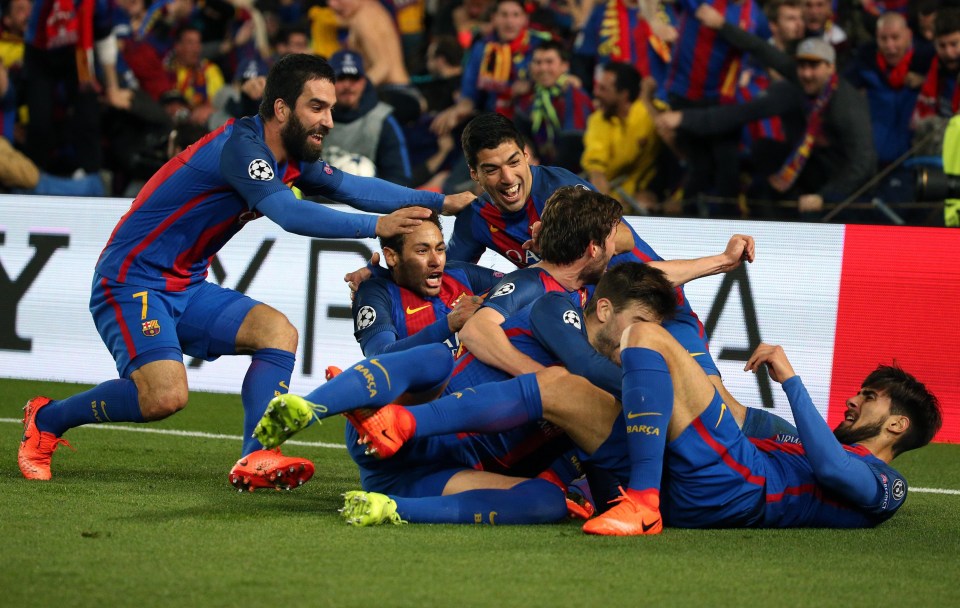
[18,396,72,480]
[581,487,663,536]
[351,403,415,459]
[229,448,315,492]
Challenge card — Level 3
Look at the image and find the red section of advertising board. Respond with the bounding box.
[830,225,959,443]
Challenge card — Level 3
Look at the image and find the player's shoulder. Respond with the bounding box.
[533,165,590,191]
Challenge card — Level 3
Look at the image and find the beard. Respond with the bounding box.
[281,114,328,163]
[833,419,885,446]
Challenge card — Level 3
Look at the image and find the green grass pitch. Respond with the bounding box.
[2,378,959,608]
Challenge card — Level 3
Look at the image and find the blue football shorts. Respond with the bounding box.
[89,272,260,377]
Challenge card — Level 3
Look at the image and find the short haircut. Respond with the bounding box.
[601,61,641,102]
[537,185,622,265]
[495,0,525,10]
[430,35,464,67]
[379,207,443,254]
[533,39,569,63]
[278,23,311,45]
[259,53,335,121]
[935,7,960,38]
[461,112,525,170]
[764,0,802,24]
[862,365,942,457]
[584,262,677,321]
[174,25,202,43]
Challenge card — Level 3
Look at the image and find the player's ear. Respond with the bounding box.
[382,246,399,269]
[887,415,910,437]
[274,98,287,121]
[595,298,612,323]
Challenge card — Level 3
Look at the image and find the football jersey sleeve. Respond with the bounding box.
[220,129,294,210]
[783,376,894,509]
[298,162,444,212]
[353,280,453,356]
[446,207,487,264]
[483,269,549,319]
[530,293,623,397]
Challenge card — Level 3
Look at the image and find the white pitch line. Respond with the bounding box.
[0,417,345,449]
[3,418,960,494]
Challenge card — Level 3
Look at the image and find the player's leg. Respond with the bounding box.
[19,277,186,480]
[252,343,455,449]
[356,367,620,460]
[342,469,566,526]
[582,320,716,536]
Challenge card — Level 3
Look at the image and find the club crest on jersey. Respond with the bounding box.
[562,310,581,329]
[491,283,515,298]
[142,320,161,337]
[356,306,376,330]
[248,159,274,181]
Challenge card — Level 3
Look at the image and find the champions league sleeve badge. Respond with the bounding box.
[248,159,275,181]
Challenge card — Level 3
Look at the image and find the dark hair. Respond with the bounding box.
[935,7,960,37]
[259,53,335,121]
[430,35,464,67]
[533,39,569,63]
[495,0,526,10]
[862,365,942,457]
[174,25,202,43]
[278,23,311,46]
[584,262,676,321]
[538,185,622,265]
[764,0,802,23]
[461,113,526,169]
[379,207,443,254]
[601,61,641,102]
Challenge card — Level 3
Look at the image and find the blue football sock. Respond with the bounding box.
[621,347,673,493]
[410,374,542,438]
[36,379,142,436]
[392,478,566,524]
[241,348,296,456]
[303,344,453,419]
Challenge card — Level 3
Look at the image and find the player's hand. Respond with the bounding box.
[695,3,725,29]
[376,207,430,238]
[744,343,796,384]
[522,220,543,254]
[447,295,483,332]
[442,191,475,216]
[718,234,755,272]
[344,252,379,295]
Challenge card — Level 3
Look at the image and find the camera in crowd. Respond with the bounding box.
[915,167,960,201]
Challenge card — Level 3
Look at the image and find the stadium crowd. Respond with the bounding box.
[3,0,960,224]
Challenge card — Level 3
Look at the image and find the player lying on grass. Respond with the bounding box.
[345,333,942,533]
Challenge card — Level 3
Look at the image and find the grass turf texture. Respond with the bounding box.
[2,378,959,608]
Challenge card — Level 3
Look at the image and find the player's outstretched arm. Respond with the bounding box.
[442,191,476,216]
[649,234,755,287]
[746,343,884,506]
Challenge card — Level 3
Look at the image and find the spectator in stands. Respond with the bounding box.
[660,0,770,217]
[380,0,427,74]
[516,39,593,168]
[328,0,410,86]
[912,7,960,156]
[419,34,464,113]
[164,25,225,128]
[324,50,412,185]
[210,56,268,128]
[274,22,311,57]
[23,0,120,178]
[848,12,931,167]
[802,0,849,64]
[0,0,29,140]
[431,0,552,135]
[582,61,661,214]
[657,37,874,221]
[572,0,674,94]
[0,136,103,195]
[432,0,494,49]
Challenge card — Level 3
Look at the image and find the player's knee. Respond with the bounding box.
[270,316,299,352]
[620,321,668,351]
[139,386,189,420]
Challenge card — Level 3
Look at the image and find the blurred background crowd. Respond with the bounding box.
[3,0,960,225]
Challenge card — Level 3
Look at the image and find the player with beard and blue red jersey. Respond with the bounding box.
[17,54,475,491]
[353,211,502,358]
